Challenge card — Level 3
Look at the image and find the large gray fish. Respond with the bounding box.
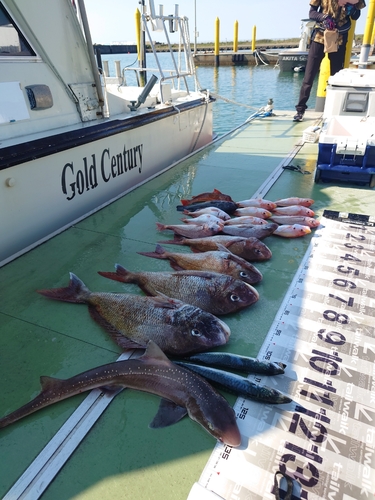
[37,274,230,356]
[176,362,292,404]
[98,265,259,315]
[221,223,278,240]
[138,244,263,285]
[156,221,223,239]
[158,235,272,262]
[0,341,241,447]
[183,352,286,375]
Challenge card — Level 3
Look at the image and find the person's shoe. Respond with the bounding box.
[293,111,304,122]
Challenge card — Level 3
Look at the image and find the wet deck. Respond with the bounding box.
[1,110,374,500]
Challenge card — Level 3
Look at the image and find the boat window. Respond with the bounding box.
[343,91,368,113]
[0,3,35,56]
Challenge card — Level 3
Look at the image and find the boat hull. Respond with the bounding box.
[278,51,308,72]
[0,101,213,265]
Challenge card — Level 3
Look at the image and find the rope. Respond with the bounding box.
[209,92,262,111]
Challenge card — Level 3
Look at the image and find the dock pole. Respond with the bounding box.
[252,26,256,52]
[315,54,330,112]
[233,20,238,53]
[358,0,375,68]
[215,17,220,67]
[344,22,356,68]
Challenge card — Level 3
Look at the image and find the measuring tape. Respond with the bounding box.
[189,211,375,500]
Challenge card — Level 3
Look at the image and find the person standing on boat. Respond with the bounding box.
[293,0,366,122]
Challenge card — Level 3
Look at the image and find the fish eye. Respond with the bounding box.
[191,329,202,337]
[239,271,248,278]
[230,294,240,302]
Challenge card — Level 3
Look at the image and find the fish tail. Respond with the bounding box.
[137,244,168,260]
[180,200,190,206]
[98,264,133,284]
[156,222,167,231]
[37,273,90,303]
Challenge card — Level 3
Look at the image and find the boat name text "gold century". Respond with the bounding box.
[61,144,143,200]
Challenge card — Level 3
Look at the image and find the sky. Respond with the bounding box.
[85,0,370,45]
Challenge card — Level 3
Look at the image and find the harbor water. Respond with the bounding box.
[102,52,318,136]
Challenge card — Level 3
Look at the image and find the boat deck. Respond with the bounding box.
[1,110,374,500]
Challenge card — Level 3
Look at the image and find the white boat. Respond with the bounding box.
[0,0,214,266]
[278,19,315,72]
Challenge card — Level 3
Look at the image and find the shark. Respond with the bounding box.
[0,341,241,447]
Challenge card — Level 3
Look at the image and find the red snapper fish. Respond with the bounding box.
[236,198,277,211]
[37,273,231,356]
[183,207,231,221]
[233,207,272,219]
[180,189,233,206]
[270,216,320,228]
[271,205,315,217]
[156,221,223,238]
[181,214,224,225]
[224,216,268,226]
[274,197,314,207]
[221,223,278,240]
[273,224,311,238]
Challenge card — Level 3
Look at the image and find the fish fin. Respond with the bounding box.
[40,375,63,391]
[168,261,184,271]
[156,222,167,231]
[149,398,187,428]
[140,340,168,361]
[137,244,167,260]
[98,264,132,284]
[216,243,231,254]
[37,273,89,304]
[88,306,146,350]
[149,294,184,309]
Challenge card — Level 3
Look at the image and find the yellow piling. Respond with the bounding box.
[252,26,256,52]
[135,8,141,61]
[233,20,238,52]
[315,53,330,112]
[371,21,375,54]
[214,17,220,66]
[344,21,356,68]
[358,0,375,67]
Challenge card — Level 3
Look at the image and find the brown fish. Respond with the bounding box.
[181,214,224,225]
[98,265,259,315]
[158,235,272,262]
[271,205,315,217]
[138,244,263,284]
[180,189,233,206]
[156,221,223,238]
[221,223,278,239]
[0,341,241,447]
[37,273,231,356]
[270,215,320,228]
[274,197,314,207]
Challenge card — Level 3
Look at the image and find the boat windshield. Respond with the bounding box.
[0,3,35,56]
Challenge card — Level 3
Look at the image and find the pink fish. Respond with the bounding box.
[273,224,311,238]
[224,216,268,226]
[156,221,223,239]
[233,207,272,219]
[183,208,231,221]
[181,214,224,225]
[236,198,277,210]
[274,197,314,207]
[271,205,315,217]
[270,216,320,228]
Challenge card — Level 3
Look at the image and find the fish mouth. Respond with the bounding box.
[217,319,231,341]
[244,283,259,300]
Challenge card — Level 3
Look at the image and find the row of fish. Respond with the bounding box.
[1,189,310,445]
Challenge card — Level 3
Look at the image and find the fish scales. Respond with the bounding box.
[0,341,241,447]
[98,266,259,315]
[37,273,231,356]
